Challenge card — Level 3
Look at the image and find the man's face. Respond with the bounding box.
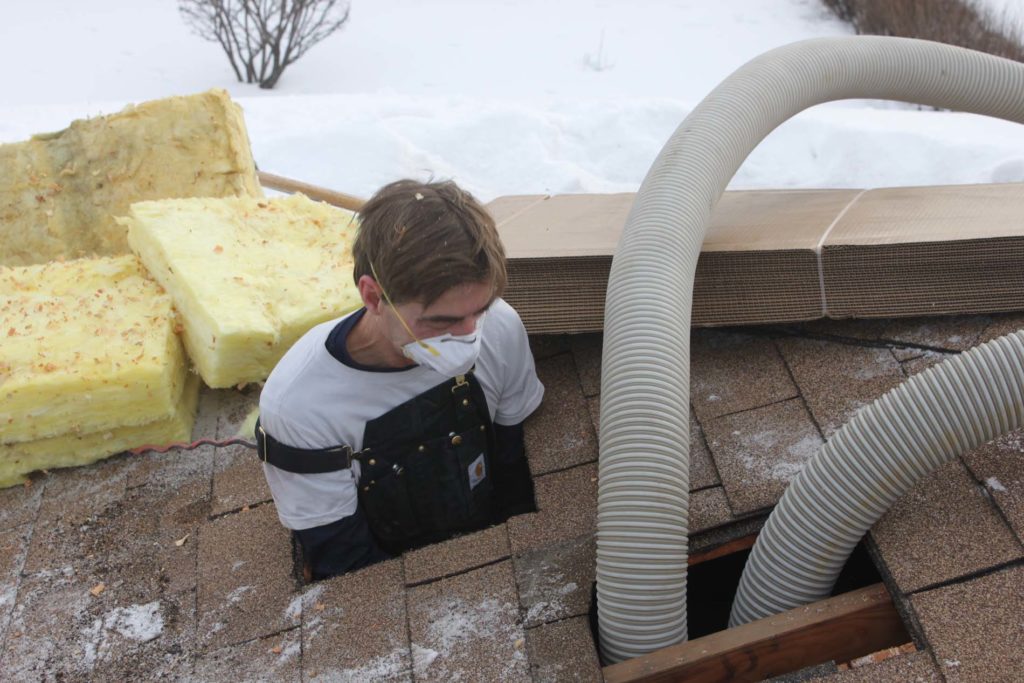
[386,280,494,346]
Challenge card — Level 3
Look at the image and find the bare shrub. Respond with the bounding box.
[180,0,351,89]
[821,0,1024,62]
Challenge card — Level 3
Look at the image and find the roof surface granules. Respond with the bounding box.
[1,312,1022,680]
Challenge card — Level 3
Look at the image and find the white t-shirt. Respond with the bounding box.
[259,298,545,530]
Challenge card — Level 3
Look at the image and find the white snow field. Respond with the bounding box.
[2,0,1023,201]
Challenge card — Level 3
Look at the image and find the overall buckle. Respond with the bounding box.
[257,424,268,463]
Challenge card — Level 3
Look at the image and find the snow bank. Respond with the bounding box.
[3,1,1021,204]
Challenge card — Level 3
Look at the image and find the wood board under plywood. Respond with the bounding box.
[601,583,908,683]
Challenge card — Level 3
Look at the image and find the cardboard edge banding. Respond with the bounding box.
[493,184,1024,334]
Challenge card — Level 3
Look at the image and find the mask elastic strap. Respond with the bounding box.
[369,262,440,357]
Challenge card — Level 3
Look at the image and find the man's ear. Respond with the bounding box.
[357,274,386,314]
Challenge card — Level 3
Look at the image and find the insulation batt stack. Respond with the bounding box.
[0,255,198,488]
[0,89,261,267]
[121,194,362,388]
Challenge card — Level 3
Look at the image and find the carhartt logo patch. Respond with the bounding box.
[468,453,486,489]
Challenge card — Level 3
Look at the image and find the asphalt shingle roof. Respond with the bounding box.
[2,311,1024,680]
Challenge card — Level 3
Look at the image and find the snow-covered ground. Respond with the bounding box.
[2,0,1023,201]
[974,0,1024,38]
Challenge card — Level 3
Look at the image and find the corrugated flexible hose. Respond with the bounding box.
[598,36,1024,662]
[730,331,1024,625]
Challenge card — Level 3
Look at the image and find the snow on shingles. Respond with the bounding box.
[32,455,133,525]
[690,330,798,424]
[805,315,995,361]
[523,583,579,626]
[21,483,168,604]
[408,561,528,683]
[416,597,521,675]
[2,453,212,671]
[882,316,993,360]
[80,601,164,668]
[871,459,1023,593]
[194,629,302,682]
[911,564,1024,682]
[514,534,594,628]
[3,572,95,678]
[986,476,1007,491]
[196,503,298,650]
[3,571,194,680]
[1,314,1020,677]
[702,398,823,515]
[962,428,1024,543]
[0,525,30,644]
[310,650,411,683]
[775,336,904,439]
[300,560,411,682]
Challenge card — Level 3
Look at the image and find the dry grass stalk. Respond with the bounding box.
[822,0,1024,62]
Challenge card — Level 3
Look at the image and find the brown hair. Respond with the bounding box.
[352,179,507,306]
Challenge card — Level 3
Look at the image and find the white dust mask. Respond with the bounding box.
[369,262,486,377]
[400,313,485,377]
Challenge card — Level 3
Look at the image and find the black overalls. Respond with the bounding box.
[354,371,497,555]
[256,371,505,575]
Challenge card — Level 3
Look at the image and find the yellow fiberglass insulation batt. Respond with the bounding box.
[0,89,261,267]
[122,193,363,388]
[0,254,198,488]
[0,373,200,489]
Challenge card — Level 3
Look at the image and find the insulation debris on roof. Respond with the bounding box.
[121,194,362,388]
[0,88,261,267]
[0,255,196,487]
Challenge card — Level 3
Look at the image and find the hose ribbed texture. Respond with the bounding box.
[597,36,1024,662]
[730,331,1024,625]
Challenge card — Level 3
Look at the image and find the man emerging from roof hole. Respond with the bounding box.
[256,179,545,581]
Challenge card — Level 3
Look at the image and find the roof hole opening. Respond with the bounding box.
[593,536,917,681]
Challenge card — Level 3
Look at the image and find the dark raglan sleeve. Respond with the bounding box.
[491,421,536,520]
